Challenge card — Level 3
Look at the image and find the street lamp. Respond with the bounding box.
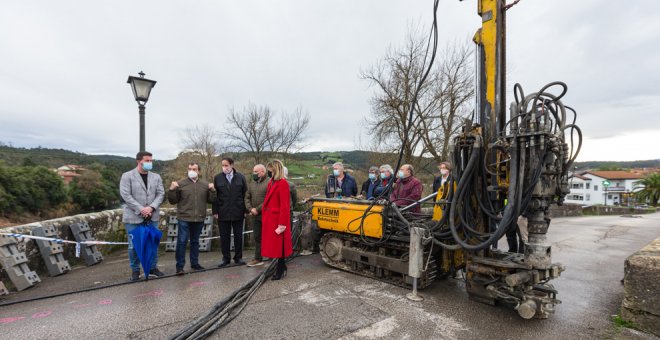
[602,180,610,207]
[126,71,157,152]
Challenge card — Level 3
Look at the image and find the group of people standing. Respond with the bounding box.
[119,152,293,282]
[324,161,447,214]
[120,152,521,282]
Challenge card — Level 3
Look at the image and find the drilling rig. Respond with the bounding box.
[302,0,581,319]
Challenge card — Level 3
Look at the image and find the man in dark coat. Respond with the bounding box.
[360,166,380,200]
[212,157,248,267]
[324,162,358,198]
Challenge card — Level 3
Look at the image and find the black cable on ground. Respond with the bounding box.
[169,216,305,340]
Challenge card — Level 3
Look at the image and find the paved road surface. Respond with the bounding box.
[1,213,659,339]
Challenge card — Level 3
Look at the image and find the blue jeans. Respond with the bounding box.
[176,220,204,269]
[125,223,159,272]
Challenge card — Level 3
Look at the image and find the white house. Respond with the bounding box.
[565,171,643,206]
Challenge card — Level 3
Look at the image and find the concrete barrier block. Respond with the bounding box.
[165,236,177,252]
[32,226,71,276]
[621,237,660,336]
[70,222,104,266]
[199,239,211,252]
[0,258,41,291]
[0,234,19,247]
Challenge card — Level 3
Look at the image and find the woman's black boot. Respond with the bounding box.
[271,258,287,281]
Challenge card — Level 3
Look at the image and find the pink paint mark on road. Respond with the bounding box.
[32,311,53,319]
[0,317,25,324]
[98,299,113,305]
[189,281,207,288]
[133,288,164,298]
[225,274,240,279]
[72,304,92,309]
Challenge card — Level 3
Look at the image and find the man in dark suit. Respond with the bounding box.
[212,157,248,267]
[119,151,165,281]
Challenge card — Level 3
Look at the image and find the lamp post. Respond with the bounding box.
[126,71,157,152]
[602,180,610,207]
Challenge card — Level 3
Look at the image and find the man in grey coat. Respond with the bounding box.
[120,151,165,281]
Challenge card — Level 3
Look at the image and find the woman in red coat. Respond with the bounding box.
[261,159,292,280]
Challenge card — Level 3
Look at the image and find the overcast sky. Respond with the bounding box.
[1,1,658,162]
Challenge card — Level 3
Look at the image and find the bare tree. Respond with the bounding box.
[278,107,311,156]
[421,41,475,161]
[224,103,272,163]
[361,28,474,168]
[178,124,222,180]
[224,103,310,163]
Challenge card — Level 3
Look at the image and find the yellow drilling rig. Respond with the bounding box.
[301,0,581,320]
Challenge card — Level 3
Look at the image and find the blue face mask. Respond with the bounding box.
[368,173,376,180]
[397,170,405,179]
[380,172,387,179]
[143,162,153,171]
[333,169,340,177]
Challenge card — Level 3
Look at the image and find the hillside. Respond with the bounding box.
[2,143,657,174]
[573,160,660,171]
[0,144,134,169]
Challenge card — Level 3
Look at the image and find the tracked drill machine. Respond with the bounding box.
[302,0,581,319]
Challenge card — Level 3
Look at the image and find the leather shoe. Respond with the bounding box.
[217,260,230,268]
[234,259,246,266]
[191,264,205,271]
[176,268,184,276]
[130,271,141,282]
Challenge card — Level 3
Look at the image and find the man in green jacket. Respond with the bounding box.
[168,162,215,275]
[245,164,269,267]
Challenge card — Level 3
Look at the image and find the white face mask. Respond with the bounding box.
[188,170,198,179]
[440,169,449,176]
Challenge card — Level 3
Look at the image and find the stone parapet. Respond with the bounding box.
[621,237,660,336]
[0,209,182,287]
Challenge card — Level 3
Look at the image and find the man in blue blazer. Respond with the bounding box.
[119,151,165,281]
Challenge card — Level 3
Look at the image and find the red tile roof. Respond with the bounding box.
[583,171,643,180]
[573,174,591,180]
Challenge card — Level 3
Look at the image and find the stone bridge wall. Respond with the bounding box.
[0,208,265,289]
[0,209,179,286]
[582,205,656,215]
[621,237,660,336]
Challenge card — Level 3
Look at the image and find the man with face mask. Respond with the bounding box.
[119,151,165,281]
[389,164,423,213]
[324,162,358,198]
[212,157,248,267]
[168,162,216,275]
[244,164,268,267]
[360,166,380,200]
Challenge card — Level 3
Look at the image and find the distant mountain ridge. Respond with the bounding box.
[1,143,658,173]
[0,144,135,169]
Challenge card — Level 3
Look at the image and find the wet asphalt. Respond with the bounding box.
[1,213,659,339]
